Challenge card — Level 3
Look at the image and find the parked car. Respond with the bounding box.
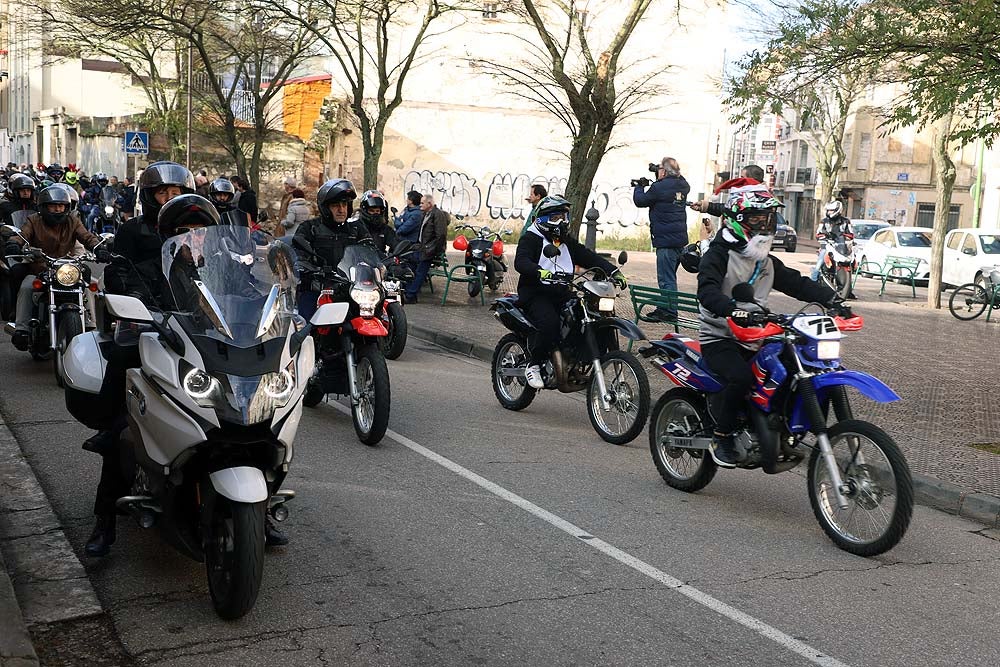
[857,226,933,284]
[942,228,1000,287]
[772,223,797,252]
[849,219,890,251]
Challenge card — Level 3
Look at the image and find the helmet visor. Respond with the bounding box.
[743,211,777,236]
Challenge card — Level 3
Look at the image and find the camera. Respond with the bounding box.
[630,162,660,188]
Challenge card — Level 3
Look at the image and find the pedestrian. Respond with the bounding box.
[195,172,210,198]
[632,157,690,321]
[520,184,548,236]
[403,194,450,304]
[109,175,123,195]
[394,190,423,242]
[278,188,310,238]
[278,176,297,222]
[121,176,137,219]
[230,175,258,225]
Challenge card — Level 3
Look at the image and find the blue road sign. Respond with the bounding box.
[125,131,149,155]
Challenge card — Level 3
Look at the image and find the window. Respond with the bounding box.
[887,136,902,152]
[917,203,961,231]
[799,142,808,165]
[946,232,963,251]
[857,133,871,169]
[962,233,978,255]
[980,235,1000,255]
[482,1,499,18]
[872,230,890,245]
[897,231,932,248]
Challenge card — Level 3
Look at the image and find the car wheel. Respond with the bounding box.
[786,242,796,253]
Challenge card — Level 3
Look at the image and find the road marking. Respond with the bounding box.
[330,402,848,667]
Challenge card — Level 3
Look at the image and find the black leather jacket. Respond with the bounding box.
[293,216,371,273]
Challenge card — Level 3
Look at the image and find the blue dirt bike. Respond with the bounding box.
[641,286,913,556]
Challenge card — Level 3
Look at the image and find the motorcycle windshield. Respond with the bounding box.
[834,240,851,255]
[101,187,117,206]
[161,226,299,347]
[337,244,383,285]
[9,210,30,230]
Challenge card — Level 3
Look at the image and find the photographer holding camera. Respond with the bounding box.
[632,157,691,322]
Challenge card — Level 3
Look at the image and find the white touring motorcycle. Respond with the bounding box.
[61,226,339,619]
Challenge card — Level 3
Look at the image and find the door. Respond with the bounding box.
[942,231,963,286]
[864,229,892,267]
[958,232,980,285]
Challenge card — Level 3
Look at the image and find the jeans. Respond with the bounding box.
[811,249,824,281]
[406,259,432,299]
[655,246,684,317]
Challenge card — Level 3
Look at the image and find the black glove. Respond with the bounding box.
[4,242,20,256]
[94,246,112,263]
[29,249,43,261]
[730,309,755,327]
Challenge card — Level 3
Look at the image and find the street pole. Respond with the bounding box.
[972,136,985,228]
[185,42,193,171]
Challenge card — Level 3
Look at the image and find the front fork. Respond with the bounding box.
[47,289,86,351]
[797,373,851,509]
[342,334,361,402]
[583,321,611,411]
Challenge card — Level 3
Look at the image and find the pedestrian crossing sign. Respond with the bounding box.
[124,131,149,155]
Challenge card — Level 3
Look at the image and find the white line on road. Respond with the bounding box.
[330,402,848,667]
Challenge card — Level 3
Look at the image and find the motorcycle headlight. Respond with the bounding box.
[263,367,294,402]
[598,297,615,312]
[815,340,841,360]
[55,263,81,286]
[104,206,114,216]
[350,286,381,316]
[184,368,220,402]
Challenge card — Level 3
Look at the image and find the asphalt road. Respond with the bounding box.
[2,335,999,666]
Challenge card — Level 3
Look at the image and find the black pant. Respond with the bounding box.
[701,339,755,434]
[93,416,129,516]
[524,296,568,365]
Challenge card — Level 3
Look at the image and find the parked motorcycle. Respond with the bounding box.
[818,233,856,300]
[642,284,913,556]
[294,238,392,446]
[452,224,511,297]
[377,241,419,360]
[61,227,311,619]
[1,225,103,386]
[490,249,650,445]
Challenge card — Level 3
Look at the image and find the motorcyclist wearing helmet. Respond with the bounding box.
[359,189,397,256]
[83,172,112,231]
[5,186,108,351]
[697,185,848,468]
[514,195,624,389]
[810,200,854,282]
[207,177,248,226]
[0,174,37,226]
[45,162,65,183]
[292,178,371,320]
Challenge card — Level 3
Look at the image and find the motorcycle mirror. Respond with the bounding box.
[543,244,561,258]
[390,207,398,215]
[617,251,628,266]
[732,282,756,303]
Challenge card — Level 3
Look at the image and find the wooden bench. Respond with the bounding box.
[629,284,701,332]
[854,255,921,297]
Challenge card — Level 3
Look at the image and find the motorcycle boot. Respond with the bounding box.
[85,514,117,557]
[265,518,289,547]
[11,330,29,351]
[82,429,116,455]
[709,431,739,468]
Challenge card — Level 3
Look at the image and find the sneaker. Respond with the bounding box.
[709,433,739,468]
[525,364,545,389]
[10,330,29,351]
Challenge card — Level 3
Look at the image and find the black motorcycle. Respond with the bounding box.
[489,249,650,445]
[452,224,511,297]
[377,241,419,360]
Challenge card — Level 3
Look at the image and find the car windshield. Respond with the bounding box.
[979,235,1000,254]
[853,223,886,239]
[897,231,932,247]
[161,226,299,347]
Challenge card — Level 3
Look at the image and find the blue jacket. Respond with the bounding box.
[394,204,422,241]
[633,175,691,248]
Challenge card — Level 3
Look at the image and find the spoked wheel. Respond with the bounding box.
[381,302,407,360]
[351,343,390,446]
[648,389,717,492]
[587,350,650,445]
[949,283,989,320]
[491,333,536,411]
[205,498,265,620]
[807,420,913,556]
[53,312,82,388]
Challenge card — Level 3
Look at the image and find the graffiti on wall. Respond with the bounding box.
[404,169,645,226]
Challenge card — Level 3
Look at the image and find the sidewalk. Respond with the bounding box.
[403,247,1000,526]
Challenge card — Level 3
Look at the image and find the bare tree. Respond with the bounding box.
[480,0,659,238]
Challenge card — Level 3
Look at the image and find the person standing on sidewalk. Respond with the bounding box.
[520,184,548,237]
[633,157,690,322]
[394,190,423,242]
[404,194,449,304]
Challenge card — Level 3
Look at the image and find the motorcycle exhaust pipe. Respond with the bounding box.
[115,495,159,529]
[3,322,14,336]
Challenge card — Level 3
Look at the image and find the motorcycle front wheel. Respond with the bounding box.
[52,311,82,388]
[468,274,482,298]
[835,266,852,299]
[587,350,649,445]
[807,420,913,557]
[352,343,390,446]
[491,333,536,411]
[205,498,265,620]
[381,302,408,360]
[649,389,717,491]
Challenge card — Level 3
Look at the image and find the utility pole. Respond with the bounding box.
[185,42,193,171]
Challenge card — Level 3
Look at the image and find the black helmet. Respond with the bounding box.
[359,189,387,226]
[94,171,109,187]
[680,243,702,274]
[7,174,34,201]
[533,195,571,242]
[45,163,64,181]
[37,186,72,226]
[208,178,237,212]
[317,178,357,225]
[52,183,80,211]
[138,161,196,221]
[157,194,221,239]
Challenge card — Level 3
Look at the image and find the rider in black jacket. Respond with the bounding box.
[514,196,625,389]
[358,189,397,256]
[293,178,371,321]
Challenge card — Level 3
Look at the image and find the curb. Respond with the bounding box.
[0,417,103,664]
[409,326,1000,527]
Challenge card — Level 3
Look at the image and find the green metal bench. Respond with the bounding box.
[437,264,484,306]
[629,284,701,333]
[854,255,921,297]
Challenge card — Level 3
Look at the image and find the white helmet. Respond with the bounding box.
[824,201,843,217]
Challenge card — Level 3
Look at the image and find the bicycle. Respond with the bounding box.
[948,269,1000,321]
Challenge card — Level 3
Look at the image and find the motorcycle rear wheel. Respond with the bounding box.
[53,311,82,388]
[352,344,390,446]
[205,498,265,620]
[587,350,649,445]
[649,389,716,492]
[381,302,408,360]
[491,333,536,411]
[807,420,913,557]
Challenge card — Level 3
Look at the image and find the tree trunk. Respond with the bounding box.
[815,169,837,236]
[927,112,956,309]
[565,125,612,241]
